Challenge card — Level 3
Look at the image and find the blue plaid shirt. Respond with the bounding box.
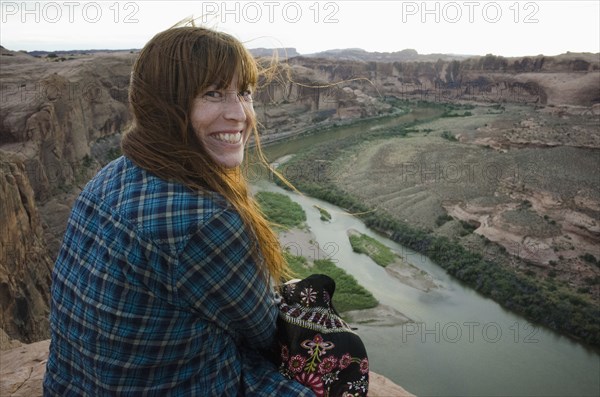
[44,156,313,396]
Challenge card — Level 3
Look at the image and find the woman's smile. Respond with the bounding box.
[191,72,254,168]
[211,130,243,144]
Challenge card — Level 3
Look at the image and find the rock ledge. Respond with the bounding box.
[0,340,415,396]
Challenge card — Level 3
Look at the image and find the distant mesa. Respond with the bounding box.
[251,47,471,62]
[23,48,138,57]
[303,47,466,62]
[249,47,300,58]
[2,44,597,63]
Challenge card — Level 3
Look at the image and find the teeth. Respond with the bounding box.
[214,132,241,143]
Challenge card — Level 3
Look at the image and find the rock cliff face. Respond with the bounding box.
[285,53,599,107]
[0,46,598,344]
[253,52,599,139]
[1,50,132,343]
[0,153,52,343]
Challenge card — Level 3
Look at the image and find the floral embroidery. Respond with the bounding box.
[301,334,335,358]
[339,353,352,370]
[277,275,368,396]
[288,354,306,374]
[302,334,333,373]
[295,372,325,397]
[280,345,289,361]
[280,333,367,396]
[359,358,369,374]
[322,370,340,385]
[318,356,338,374]
[347,375,369,393]
[300,287,317,306]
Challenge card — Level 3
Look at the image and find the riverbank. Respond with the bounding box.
[348,228,438,292]
[268,102,599,347]
[252,178,600,396]
[252,106,412,148]
[278,226,413,326]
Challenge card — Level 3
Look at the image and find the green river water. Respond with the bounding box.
[252,108,600,396]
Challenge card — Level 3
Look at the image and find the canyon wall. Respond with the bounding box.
[0,46,598,344]
[1,50,132,343]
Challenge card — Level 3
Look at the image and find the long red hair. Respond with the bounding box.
[121,24,290,283]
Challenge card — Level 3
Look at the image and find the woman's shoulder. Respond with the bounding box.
[82,156,232,238]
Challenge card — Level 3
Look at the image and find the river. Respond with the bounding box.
[251,109,600,396]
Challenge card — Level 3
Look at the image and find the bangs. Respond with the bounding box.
[193,30,258,92]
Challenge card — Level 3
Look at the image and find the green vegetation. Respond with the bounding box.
[584,276,600,285]
[348,232,395,267]
[314,205,332,222]
[106,147,122,162]
[487,104,506,114]
[441,111,473,118]
[520,200,533,209]
[82,154,93,168]
[274,136,600,346]
[284,253,378,313]
[459,220,477,233]
[380,126,409,138]
[441,131,458,141]
[253,190,377,313]
[255,191,306,230]
[255,192,376,312]
[436,214,453,226]
[580,253,599,267]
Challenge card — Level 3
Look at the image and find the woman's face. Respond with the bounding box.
[191,72,254,169]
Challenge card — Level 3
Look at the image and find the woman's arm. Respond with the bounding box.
[175,208,277,348]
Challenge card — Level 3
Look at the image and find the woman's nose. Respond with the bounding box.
[223,93,250,121]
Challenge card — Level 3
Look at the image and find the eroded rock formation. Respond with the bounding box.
[1,45,598,345]
[1,50,132,342]
[0,154,52,343]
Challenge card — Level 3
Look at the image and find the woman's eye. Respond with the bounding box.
[240,90,253,102]
[204,91,223,101]
[201,89,253,102]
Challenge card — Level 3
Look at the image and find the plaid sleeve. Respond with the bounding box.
[175,208,278,348]
[239,346,316,396]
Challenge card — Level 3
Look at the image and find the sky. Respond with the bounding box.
[1,0,599,57]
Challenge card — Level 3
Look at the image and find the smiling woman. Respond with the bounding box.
[42,21,314,396]
[191,80,254,168]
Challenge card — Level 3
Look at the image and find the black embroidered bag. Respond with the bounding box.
[276,274,369,397]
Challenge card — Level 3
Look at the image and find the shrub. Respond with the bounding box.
[441,131,457,141]
[436,214,453,226]
[580,253,598,266]
[256,191,306,229]
[348,232,396,267]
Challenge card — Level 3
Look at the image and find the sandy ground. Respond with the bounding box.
[278,227,416,327]
[344,305,413,327]
[385,264,438,293]
[332,103,600,299]
[278,226,326,262]
[347,229,439,293]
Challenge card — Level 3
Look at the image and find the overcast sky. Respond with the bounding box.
[1,1,599,56]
